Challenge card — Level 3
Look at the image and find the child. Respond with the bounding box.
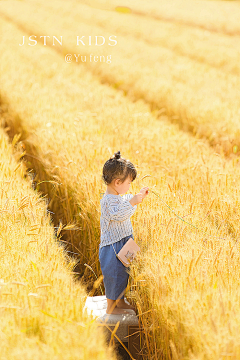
[99,150,149,315]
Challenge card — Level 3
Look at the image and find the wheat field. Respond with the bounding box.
[1,0,240,359]
[2,0,240,156]
[0,127,116,359]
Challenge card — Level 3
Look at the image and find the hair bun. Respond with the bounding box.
[114,150,121,160]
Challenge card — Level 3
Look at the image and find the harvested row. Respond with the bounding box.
[1,14,240,359]
[0,126,116,359]
[2,1,240,157]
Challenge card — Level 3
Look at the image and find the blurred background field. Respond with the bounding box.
[1,0,240,359]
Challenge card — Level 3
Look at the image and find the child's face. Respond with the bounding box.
[115,176,132,195]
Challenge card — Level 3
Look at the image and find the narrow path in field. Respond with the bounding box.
[0,102,117,360]
[0,98,91,284]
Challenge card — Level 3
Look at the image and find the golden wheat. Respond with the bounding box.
[0,128,116,359]
[0,4,240,359]
[1,0,240,156]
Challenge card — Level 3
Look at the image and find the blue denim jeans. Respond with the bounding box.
[99,234,134,300]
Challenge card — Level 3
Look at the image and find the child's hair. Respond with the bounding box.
[102,150,137,185]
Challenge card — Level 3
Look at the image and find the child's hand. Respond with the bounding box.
[139,187,149,199]
[129,188,149,206]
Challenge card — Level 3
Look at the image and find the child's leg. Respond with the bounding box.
[100,236,137,314]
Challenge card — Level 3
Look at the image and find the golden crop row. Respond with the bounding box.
[0,127,116,359]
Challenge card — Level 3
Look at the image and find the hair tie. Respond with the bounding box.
[113,150,121,160]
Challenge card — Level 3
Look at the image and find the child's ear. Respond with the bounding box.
[115,178,121,186]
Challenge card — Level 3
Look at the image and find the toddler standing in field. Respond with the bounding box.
[99,150,149,315]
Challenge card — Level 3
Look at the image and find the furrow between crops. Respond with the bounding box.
[0,116,116,360]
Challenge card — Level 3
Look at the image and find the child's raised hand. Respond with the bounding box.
[139,187,149,199]
[129,188,149,206]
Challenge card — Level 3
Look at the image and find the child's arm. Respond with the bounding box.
[104,196,137,222]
